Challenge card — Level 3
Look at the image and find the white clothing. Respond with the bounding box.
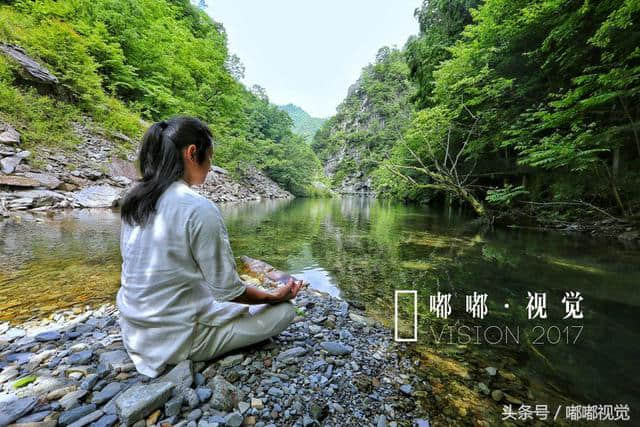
[117,180,249,377]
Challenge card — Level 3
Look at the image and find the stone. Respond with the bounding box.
[194,372,205,386]
[13,190,64,207]
[182,387,200,409]
[0,397,37,426]
[0,150,30,174]
[377,415,387,427]
[115,382,174,426]
[147,409,161,425]
[308,401,328,421]
[250,398,264,410]
[7,352,34,365]
[59,404,97,426]
[267,387,284,398]
[108,158,138,180]
[15,410,52,424]
[319,341,352,356]
[491,390,504,402]
[477,382,490,395]
[91,414,118,427]
[208,375,237,412]
[70,350,94,365]
[223,413,243,427]
[91,382,124,405]
[67,409,103,427]
[73,185,122,208]
[0,43,59,84]
[59,390,88,410]
[164,395,183,417]
[0,122,20,145]
[47,385,77,400]
[195,387,211,403]
[218,354,244,368]
[98,350,130,370]
[0,366,20,383]
[7,421,57,427]
[158,360,193,389]
[23,172,62,190]
[399,384,412,396]
[238,401,250,414]
[35,330,62,342]
[276,346,306,363]
[0,175,39,188]
[81,374,99,390]
[187,409,202,421]
[485,367,497,376]
[2,327,26,340]
[348,313,376,327]
[302,414,315,427]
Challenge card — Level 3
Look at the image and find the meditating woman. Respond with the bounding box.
[117,116,301,377]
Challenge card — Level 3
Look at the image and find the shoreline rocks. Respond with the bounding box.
[0,285,427,426]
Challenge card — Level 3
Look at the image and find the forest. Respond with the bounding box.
[314,0,640,227]
[0,0,322,196]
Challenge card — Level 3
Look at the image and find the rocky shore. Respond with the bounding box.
[0,120,292,217]
[0,285,429,427]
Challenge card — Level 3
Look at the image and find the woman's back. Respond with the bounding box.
[117,180,248,376]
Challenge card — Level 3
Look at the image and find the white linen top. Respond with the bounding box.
[117,179,248,377]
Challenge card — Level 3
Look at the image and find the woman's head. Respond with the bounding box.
[121,116,213,226]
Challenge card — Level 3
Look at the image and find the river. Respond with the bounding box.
[1,196,638,422]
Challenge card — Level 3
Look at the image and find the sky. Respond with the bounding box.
[206,0,422,118]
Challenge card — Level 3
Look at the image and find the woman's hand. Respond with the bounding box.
[269,277,303,303]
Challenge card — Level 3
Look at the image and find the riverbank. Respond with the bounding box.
[0,119,292,217]
[0,284,429,427]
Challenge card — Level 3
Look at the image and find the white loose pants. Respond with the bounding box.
[189,301,295,362]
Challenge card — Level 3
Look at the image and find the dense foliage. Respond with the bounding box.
[0,0,321,195]
[318,0,640,223]
[277,104,326,142]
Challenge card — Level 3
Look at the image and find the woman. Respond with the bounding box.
[117,116,301,378]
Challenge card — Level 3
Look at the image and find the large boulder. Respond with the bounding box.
[73,185,122,208]
[0,43,59,85]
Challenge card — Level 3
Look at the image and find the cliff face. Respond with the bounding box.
[312,48,416,195]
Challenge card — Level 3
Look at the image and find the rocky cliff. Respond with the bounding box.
[0,118,292,217]
[311,48,415,196]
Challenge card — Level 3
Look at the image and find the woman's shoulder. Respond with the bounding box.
[161,181,218,215]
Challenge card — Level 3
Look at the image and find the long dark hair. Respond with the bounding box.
[121,116,212,226]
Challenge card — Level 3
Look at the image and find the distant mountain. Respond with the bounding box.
[278,104,326,142]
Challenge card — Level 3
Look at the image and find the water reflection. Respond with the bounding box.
[0,197,639,422]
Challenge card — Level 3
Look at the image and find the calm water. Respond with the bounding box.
[1,197,638,422]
